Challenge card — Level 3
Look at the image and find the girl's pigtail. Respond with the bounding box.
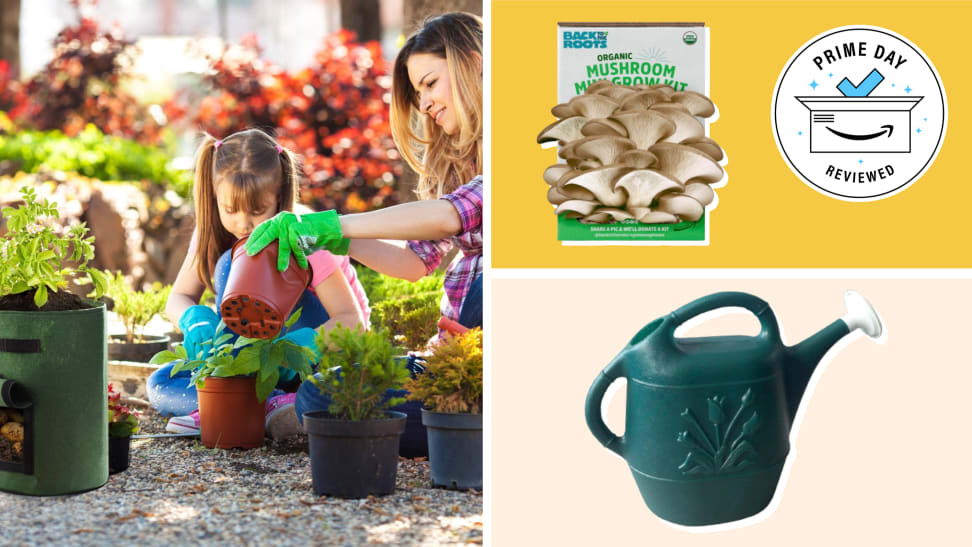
[278,147,301,211]
[193,135,220,292]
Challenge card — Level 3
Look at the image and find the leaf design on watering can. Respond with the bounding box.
[720,440,757,471]
[678,451,714,475]
[707,395,726,425]
[677,388,760,475]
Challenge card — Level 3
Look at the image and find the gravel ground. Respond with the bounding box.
[0,406,483,546]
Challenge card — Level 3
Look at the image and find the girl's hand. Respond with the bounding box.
[245,210,350,271]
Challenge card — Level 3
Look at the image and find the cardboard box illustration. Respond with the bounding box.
[796,96,922,153]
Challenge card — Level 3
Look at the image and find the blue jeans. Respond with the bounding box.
[295,355,428,458]
[458,273,483,329]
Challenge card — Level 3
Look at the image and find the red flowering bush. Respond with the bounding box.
[2,0,167,146]
[108,383,139,438]
[169,31,402,213]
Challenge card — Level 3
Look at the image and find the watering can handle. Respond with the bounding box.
[667,292,780,341]
[585,359,625,457]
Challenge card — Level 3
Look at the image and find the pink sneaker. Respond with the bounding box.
[265,392,301,440]
[166,409,200,434]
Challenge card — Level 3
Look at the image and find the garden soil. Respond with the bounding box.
[0,288,89,311]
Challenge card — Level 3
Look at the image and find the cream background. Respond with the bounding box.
[491,278,972,544]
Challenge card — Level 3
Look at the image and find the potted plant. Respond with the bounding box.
[103,271,172,362]
[107,383,139,474]
[0,186,110,496]
[150,310,316,449]
[303,325,411,498]
[371,292,442,351]
[406,328,483,490]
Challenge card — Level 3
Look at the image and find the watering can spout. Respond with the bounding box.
[783,291,883,422]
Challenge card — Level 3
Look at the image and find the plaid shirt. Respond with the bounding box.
[407,175,483,325]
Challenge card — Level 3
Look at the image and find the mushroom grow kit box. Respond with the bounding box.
[540,22,726,245]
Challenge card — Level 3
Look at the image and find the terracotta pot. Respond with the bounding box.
[220,237,312,339]
[197,376,264,449]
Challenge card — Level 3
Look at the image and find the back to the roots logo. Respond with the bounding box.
[772,26,947,201]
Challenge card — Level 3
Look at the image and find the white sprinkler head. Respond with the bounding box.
[841,290,883,339]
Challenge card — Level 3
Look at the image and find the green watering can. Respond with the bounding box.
[585,291,883,526]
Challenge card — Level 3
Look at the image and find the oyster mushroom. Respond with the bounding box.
[613,169,683,208]
[649,84,676,98]
[627,207,679,224]
[585,80,615,94]
[563,166,632,207]
[551,103,576,118]
[574,136,636,166]
[681,136,725,162]
[558,136,602,160]
[609,110,676,149]
[619,90,667,111]
[555,200,600,219]
[581,208,634,224]
[581,118,628,137]
[616,149,658,169]
[574,159,603,170]
[537,116,587,144]
[568,94,620,118]
[671,91,716,117]
[596,85,636,101]
[657,193,704,222]
[555,171,596,201]
[543,164,573,186]
[683,182,715,206]
[654,107,705,143]
[650,102,691,114]
[650,142,724,184]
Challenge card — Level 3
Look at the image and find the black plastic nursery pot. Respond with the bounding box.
[422,410,483,490]
[303,410,406,499]
[108,334,170,363]
[108,435,131,474]
[0,301,108,496]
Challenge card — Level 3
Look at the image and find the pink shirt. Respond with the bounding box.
[307,250,370,324]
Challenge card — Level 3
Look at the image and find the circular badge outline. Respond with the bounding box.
[771,25,948,202]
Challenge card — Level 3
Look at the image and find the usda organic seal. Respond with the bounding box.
[772,26,947,201]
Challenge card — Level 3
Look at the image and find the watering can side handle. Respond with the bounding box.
[585,360,625,458]
[666,292,780,341]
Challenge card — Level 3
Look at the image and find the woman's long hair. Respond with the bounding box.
[192,128,302,291]
[391,12,482,199]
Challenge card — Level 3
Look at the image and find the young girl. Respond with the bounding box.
[246,11,483,331]
[243,12,482,457]
[147,128,370,440]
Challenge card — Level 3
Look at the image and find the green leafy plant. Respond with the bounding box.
[150,309,317,402]
[370,292,441,351]
[107,383,139,437]
[0,186,107,307]
[406,328,483,414]
[310,325,410,421]
[0,125,191,197]
[103,271,171,343]
[355,265,444,305]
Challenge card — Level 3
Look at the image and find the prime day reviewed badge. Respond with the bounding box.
[772,26,947,201]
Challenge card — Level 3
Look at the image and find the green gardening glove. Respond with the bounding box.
[245,210,350,271]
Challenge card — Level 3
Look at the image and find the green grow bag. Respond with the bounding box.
[0,301,108,495]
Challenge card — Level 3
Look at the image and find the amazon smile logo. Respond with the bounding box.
[773,26,947,201]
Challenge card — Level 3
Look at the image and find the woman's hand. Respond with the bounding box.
[244,210,350,271]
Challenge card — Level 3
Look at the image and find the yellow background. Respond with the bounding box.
[491,1,972,268]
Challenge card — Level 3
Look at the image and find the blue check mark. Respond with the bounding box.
[837,69,884,97]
